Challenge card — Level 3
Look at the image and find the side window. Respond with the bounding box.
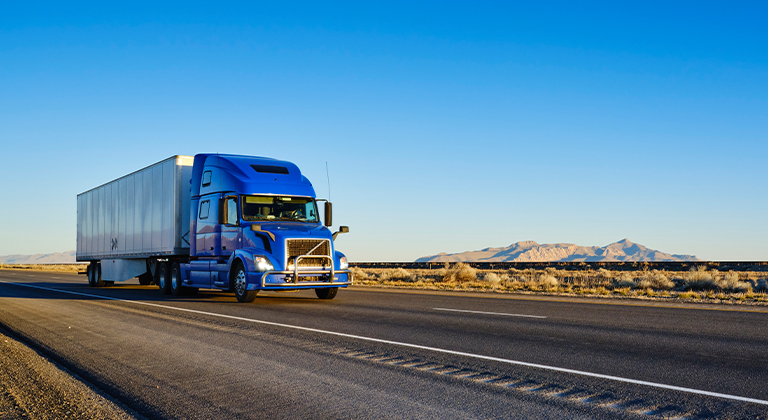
[225,197,238,225]
[202,170,212,187]
[199,200,210,220]
[305,202,316,220]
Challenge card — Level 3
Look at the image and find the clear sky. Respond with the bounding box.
[1,2,766,261]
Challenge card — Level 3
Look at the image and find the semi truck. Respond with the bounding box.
[76,154,351,302]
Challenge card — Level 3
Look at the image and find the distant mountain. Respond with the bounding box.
[0,250,77,264]
[416,239,699,263]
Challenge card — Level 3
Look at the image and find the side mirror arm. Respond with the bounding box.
[332,226,349,241]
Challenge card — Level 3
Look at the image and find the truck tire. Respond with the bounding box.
[157,262,171,295]
[232,263,258,303]
[170,262,184,296]
[315,287,338,300]
[88,263,105,287]
[138,272,153,285]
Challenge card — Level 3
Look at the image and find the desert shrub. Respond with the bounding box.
[481,272,509,287]
[482,272,501,286]
[756,279,768,292]
[682,266,717,290]
[538,274,559,289]
[349,267,371,281]
[716,271,750,292]
[597,268,613,280]
[614,272,636,288]
[442,263,477,283]
[378,267,414,282]
[637,270,674,290]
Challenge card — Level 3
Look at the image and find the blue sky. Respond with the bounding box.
[1,2,766,261]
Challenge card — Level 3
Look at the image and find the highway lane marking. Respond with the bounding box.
[433,308,546,318]
[2,280,767,407]
[353,287,768,314]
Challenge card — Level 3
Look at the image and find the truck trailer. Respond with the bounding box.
[76,154,351,302]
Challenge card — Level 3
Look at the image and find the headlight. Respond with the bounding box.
[255,256,274,271]
[339,256,349,270]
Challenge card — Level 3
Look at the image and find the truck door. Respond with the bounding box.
[221,195,240,256]
[196,198,219,257]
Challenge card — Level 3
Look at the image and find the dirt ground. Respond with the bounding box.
[0,329,138,420]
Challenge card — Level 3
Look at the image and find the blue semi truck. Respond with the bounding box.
[76,154,351,302]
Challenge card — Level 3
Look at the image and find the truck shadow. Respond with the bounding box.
[1,279,340,305]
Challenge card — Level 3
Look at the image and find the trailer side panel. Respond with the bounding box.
[76,156,194,261]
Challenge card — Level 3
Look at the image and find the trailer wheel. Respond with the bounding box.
[157,262,171,295]
[170,262,185,296]
[88,263,105,287]
[315,287,338,300]
[232,263,258,303]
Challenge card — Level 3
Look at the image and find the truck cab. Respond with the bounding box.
[180,154,351,302]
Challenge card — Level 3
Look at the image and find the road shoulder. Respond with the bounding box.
[0,327,139,420]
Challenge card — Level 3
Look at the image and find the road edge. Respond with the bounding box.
[0,324,144,420]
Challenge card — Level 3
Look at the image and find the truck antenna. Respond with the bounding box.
[325,161,331,201]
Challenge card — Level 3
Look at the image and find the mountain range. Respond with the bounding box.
[0,250,77,264]
[0,240,699,264]
[415,239,699,263]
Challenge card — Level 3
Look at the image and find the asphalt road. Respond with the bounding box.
[0,269,766,419]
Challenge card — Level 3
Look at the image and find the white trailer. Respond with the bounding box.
[76,156,194,283]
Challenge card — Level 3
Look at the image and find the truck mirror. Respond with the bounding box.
[333,226,349,241]
[324,202,332,227]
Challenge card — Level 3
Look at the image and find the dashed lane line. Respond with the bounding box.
[433,308,546,318]
[1,280,766,407]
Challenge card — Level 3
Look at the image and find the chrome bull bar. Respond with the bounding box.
[259,256,353,288]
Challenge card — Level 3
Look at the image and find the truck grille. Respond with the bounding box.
[286,239,331,267]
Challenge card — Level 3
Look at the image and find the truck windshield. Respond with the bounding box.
[241,195,319,223]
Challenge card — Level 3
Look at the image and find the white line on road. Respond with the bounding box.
[433,308,546,318]
[2,280,767,407]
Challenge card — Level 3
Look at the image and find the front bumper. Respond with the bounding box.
[247,269,353,290]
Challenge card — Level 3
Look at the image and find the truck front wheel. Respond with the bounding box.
[315,287,338,300]
[232,263,258,303]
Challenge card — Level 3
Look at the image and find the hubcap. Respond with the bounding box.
[172,269,178,289]
[235,270,247,295]
[160,268,166,288]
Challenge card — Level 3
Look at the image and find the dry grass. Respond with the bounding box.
[352,263,768,305]
[0,264,87,273]
[5,263,766,305]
